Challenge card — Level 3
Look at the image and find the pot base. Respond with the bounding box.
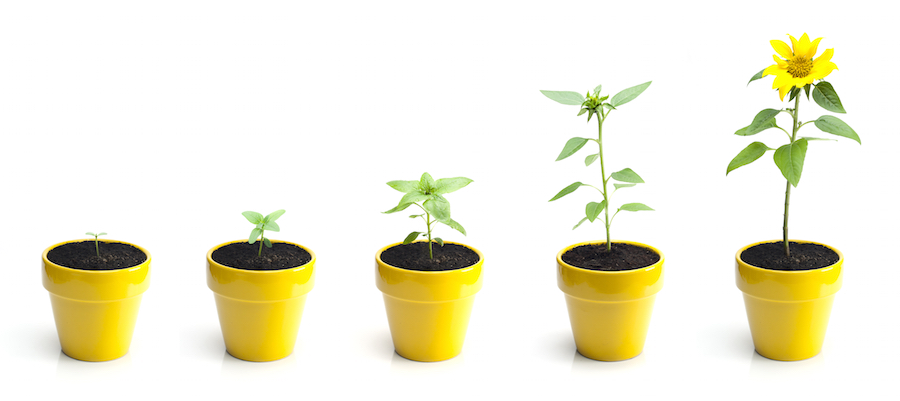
[564,294,657,361]
[743,293,836,361]
[50,294,143,362]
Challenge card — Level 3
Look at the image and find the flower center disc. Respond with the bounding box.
[787,56,813,78]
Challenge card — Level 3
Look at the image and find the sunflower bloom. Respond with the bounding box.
[763,33,838,101]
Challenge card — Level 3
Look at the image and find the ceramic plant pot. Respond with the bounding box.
[736,240,842,361]
[375,241,484,362]
[42,239,151,362]
[557,240,664,361]
[207,240,315,362]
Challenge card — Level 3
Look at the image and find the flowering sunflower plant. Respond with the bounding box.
[727,34,860,257]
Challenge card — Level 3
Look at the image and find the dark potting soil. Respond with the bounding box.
[211,242,312,271]
[741,241,839,271]
[561,243,660,271]
[380,242,480,272]
[46,241,147,271]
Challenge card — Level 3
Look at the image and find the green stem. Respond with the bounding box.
[94,237,100,258]
[783,94,801,257]
[597,111,611,252]
[258,231,264,257]
[426,213,433,259]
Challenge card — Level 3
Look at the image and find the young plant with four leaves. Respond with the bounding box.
[85,231,106,257]
[383,173,472,259]
[541,82,654,252]
[242,209,286,257]
[728,34,860,257]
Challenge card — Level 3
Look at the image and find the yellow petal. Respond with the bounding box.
[772,72,794,91]
[794,33,812,56]
[762,64,783,77]
[771,40,793,59]
[809,61,838,80]
[772,54,788,67]
[814,48,834,64]
[789,34,800,55]
[778,85,791,101]
[805,36,823,59]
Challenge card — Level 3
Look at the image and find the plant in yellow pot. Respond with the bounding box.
[727,33,859,361]
[377,172,482,362]
[542,82,662,361]
[42,232,151,361]
[206,209,316,362]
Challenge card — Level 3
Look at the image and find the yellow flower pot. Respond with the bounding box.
[736,240,842,361]
[375,241,483,362]
[557,240,664,361]
[207,240,315,362]
[42,239,151,362]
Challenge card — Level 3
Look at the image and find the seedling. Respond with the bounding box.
[85,232,106,257]
[383,172,472,259]
[242,209,285,257]
[542,82,654,252]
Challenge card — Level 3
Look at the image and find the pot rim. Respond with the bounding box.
[736,239,843,273]
[557,240,664,274]
[42,239,151,274]
[207,239,316,273]
[375,240,484,274]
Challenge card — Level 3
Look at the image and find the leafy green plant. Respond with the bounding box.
[85,231,106,257]
[242,209,285,256]
[729,34,859,257]
[383,173,472,259]
[541,82,654,252]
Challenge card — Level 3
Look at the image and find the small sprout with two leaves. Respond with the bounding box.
[383,172,472,259]
[85,232,106,257]
[541,82,654,253]
[242,209,285,257]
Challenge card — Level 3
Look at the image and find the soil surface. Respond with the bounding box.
[741,241,839,271]
[561,243,660,271]
[47,241,147,271]
[211,242,312,270]
[380,242,480,271]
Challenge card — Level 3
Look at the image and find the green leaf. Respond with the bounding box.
[614,183,636,190]
[773,138,808,187]
[263,237,273,248]
[383,202,413,214]
[618,203,654,212]
[593,84,602,96]
[384,191,429,214]
[735,117,777,136]
[610,168,644,183]
[556,137,590,161]
[746,109,780,135]
[747,68,765,85]
[434,237,444,247]
[387,180,420,193]
[249,228,262,244]
[812,82,845,113]
[549,182,583,201]
[572,217,589,230]
[403,231,422,244]
[584,154,599,166]
[433,177,473,195]
[85,232,94,236]
[263,220,280,232]
[585,200,607,222]
[408,214,423,219]
[803,83,811,100]
[788,86,801,102]
[540,90,585,105]
[98,232,106,236]
[444,218,466,235]
[726,142,771,175]
[610,81,651,107]
[603,103,616,111]
[577,108,587,116]
[242,211,263,224]
[801,137,835,141]
[423,195,451,222]
[814,115,860,144]
[419,172,435,191]
[265,209,286,221]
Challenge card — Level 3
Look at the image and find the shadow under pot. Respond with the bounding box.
[557,240,664,361]
[375,241,483,362]
[42,239,151,362]
[206,240,315,362]
[735,240,842,361]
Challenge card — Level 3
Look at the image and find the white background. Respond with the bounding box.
[1,0,897,399]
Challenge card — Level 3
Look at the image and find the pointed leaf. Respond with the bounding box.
[586,200,607,222]
[242,211,263,224]
[423,195,450,222]
[584,154,599,166]
[593,84,602,96]
[433,177,473,195]
[812,82,846,113]
[610,168,644,183]
[788,86,801,102]
[727,142,772,175]
[98,232,106,236]
[614,183,636,190]
[814,115,860,144]
[773,139,808,187]
[610,81,651,107]
[403,232,422,244]
[576,108,587,116]
[263,238,273,248]
[556,137,590,161]
[419,172,435,191]
[434,237,444,247]
[387,180,420,193]
[803,83,811,100]
[444,218,466,235]
[801,137,835,141]
[540,90,585,105]
[249,228,262,244]
[263,220,281,232]
[85,232,94,236]
[572,217,589,230]
[549,182,583,201]
[383,202,413,214]
[265,209,286,222]
[735,117,777,136]
[746,109,781,134]
[747,68,765,85]
[618,203,654,212]
[408,214,423,219]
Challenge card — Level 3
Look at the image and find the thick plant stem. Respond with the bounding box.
[426,213,433,259]
[783,94,801,257]
[94,239,100,258]
[258,234,264,257]
[597,114,611,252]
